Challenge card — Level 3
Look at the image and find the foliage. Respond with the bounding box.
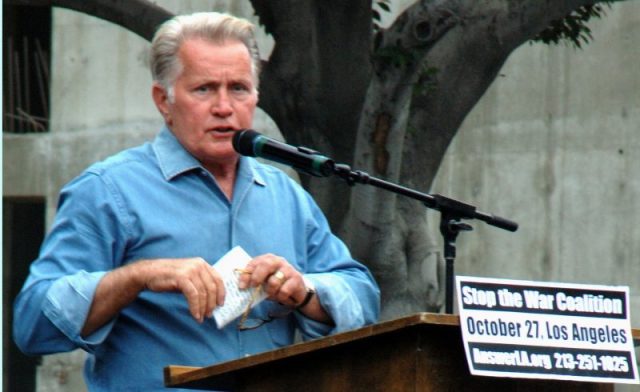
[533,3,612,48]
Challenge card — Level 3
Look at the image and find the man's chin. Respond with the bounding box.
[201,148,238,165]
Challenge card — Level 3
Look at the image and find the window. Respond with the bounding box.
[3,3,52,133]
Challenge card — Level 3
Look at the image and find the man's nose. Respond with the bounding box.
[211,89,233,117]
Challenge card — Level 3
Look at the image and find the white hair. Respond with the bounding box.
[149,12,261,101]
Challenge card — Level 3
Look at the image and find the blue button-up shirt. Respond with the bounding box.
[14,127,380,391]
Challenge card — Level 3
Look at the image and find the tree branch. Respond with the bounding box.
[13,0,174,41]
[401,0,623,190]
[359,0,458,179]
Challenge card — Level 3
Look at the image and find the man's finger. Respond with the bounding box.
[179,278,203,322]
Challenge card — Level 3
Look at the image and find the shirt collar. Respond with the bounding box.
[152,126,266,187]
[237,155,266,187]
[152,127,202,181]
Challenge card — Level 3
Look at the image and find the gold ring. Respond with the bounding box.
[273,270,286,283]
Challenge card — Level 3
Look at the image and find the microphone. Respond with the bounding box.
[233,129,335,177]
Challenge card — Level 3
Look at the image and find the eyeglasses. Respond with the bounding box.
[236,274,294,331]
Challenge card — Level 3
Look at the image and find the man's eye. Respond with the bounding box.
[195,85,211,93]
[231,84,250,93]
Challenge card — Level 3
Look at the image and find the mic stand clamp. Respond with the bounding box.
[333,164,369,186]
[440,213,473,314]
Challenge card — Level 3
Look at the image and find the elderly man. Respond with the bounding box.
[14,12,380,391]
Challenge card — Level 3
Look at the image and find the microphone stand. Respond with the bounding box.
[330,163,518,314]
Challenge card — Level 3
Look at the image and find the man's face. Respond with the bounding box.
[154,38,258,169]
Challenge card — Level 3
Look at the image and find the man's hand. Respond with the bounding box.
[237,254,332,324]
[138,258,225,323]
[82,257,225,337]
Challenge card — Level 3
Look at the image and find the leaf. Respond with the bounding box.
[531,2,612,49]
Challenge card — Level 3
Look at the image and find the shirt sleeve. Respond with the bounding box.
[294,273,368,339]
[294,192,380,340]
[13,172,126,355]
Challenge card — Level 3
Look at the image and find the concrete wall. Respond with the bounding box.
[430,1,640,323]
[427,4,640,390]
[3,0,639,390]
[4,0,278,226]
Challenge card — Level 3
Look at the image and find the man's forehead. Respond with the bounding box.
[180,38,249,57]
[180,39,251,69]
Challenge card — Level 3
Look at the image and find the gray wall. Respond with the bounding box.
[428,6,640,389]
[430,1,640,325]
[3,0,639,390]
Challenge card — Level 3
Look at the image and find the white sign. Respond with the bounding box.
[456,276,639,384]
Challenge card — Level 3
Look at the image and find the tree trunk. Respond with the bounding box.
[251,0,374,229]
[336,0,619,319]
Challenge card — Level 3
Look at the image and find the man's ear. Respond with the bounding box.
[152,82,172,124]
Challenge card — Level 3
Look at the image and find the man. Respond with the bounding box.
[14,12,380,391]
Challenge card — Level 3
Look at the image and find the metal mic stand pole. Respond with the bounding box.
[330,163,518,314]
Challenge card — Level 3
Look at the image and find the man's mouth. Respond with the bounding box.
[211,127,235,133]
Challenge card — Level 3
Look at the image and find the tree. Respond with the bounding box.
[22,0,624,319]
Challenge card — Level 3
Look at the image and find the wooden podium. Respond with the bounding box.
[165,313,639,391]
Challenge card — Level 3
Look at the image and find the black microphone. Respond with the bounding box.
[233,129,335,177]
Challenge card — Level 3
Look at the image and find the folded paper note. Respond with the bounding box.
[212,246,267,328]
